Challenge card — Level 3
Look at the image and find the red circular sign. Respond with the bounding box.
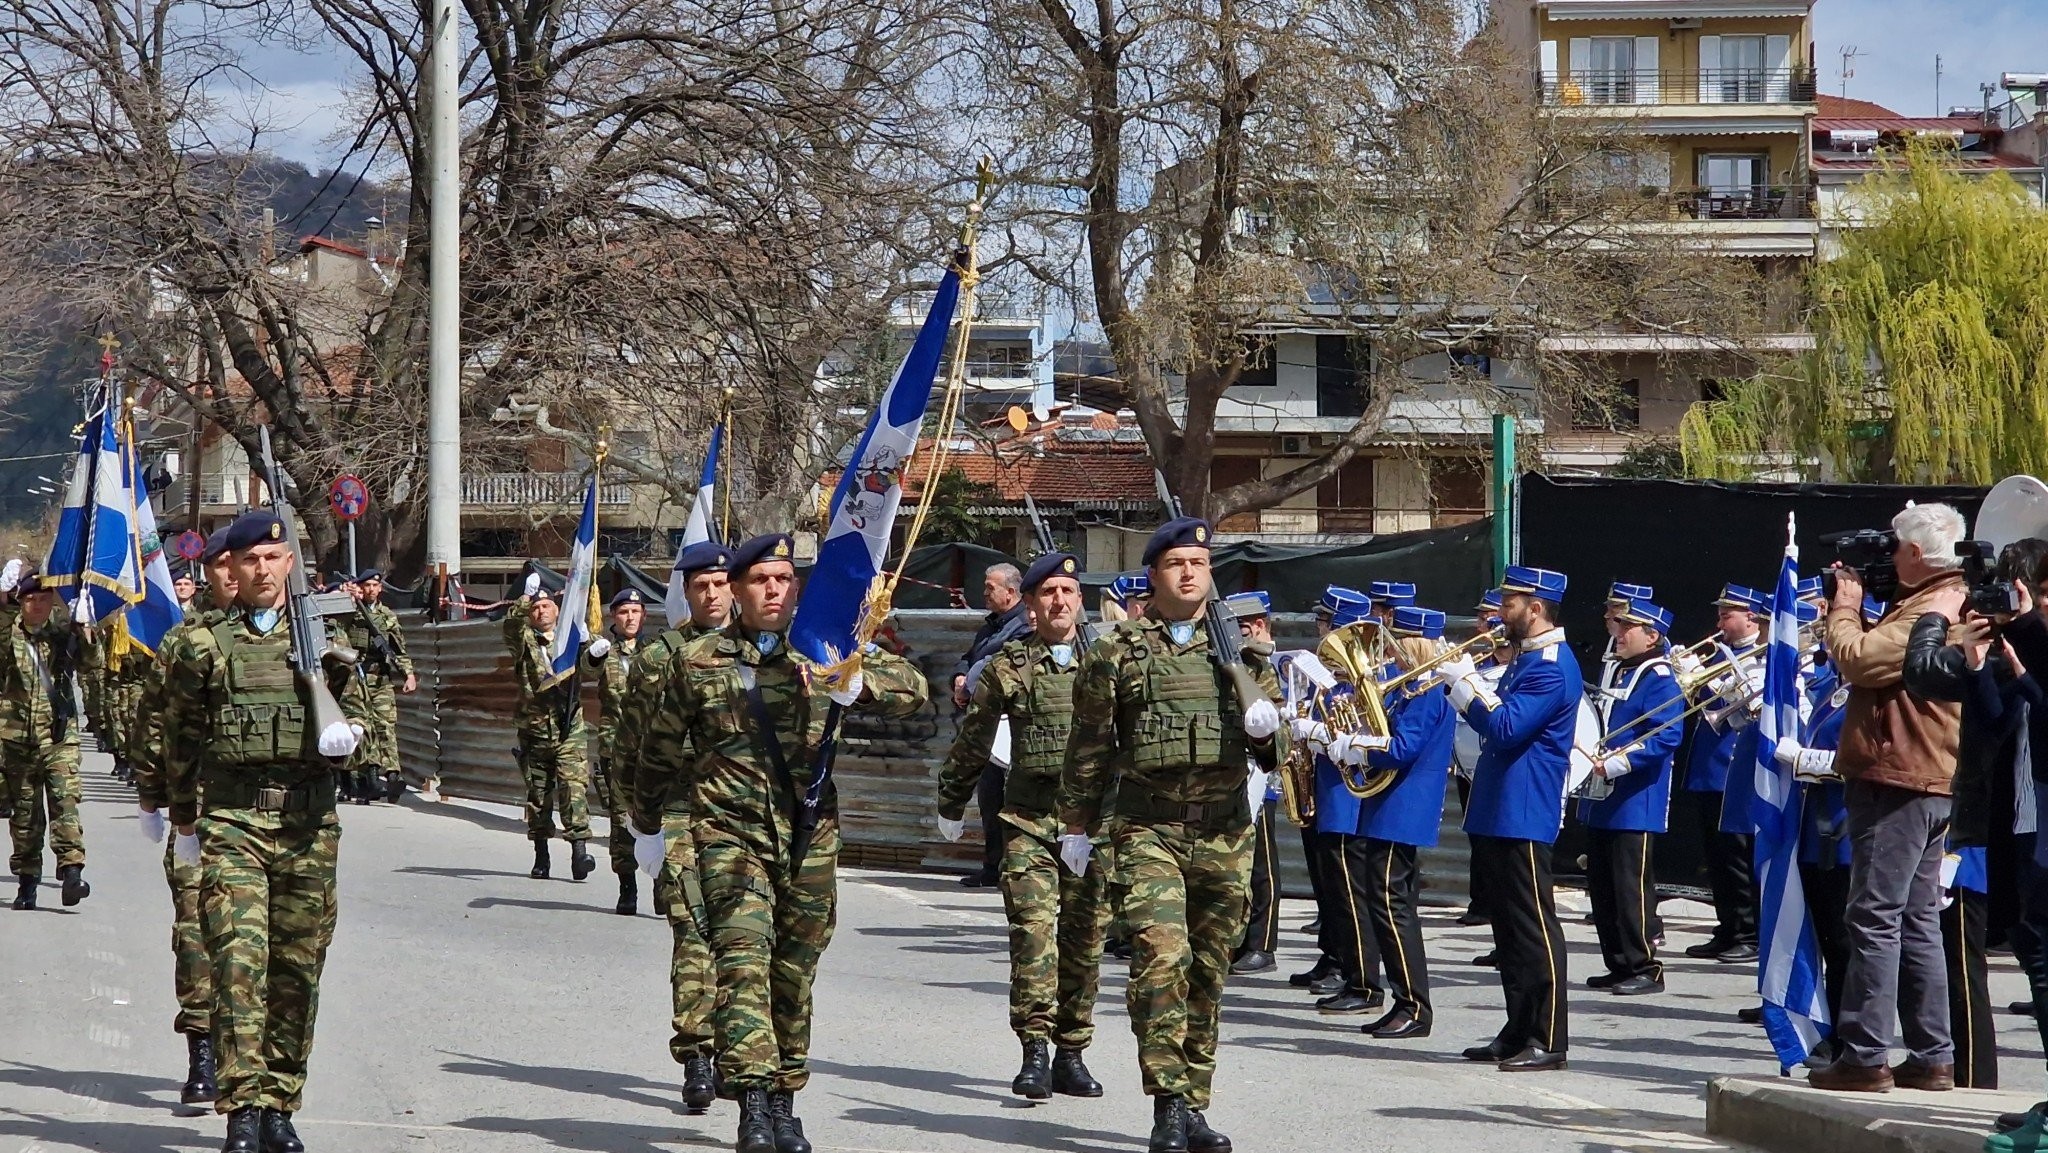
[329,474,371,522]
[173,530,206,561]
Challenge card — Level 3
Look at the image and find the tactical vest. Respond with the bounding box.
[1122,627,1245,775]
[1005,644,1078,814]
[200,620,316,777]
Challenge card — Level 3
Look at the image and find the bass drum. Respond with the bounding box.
[1564,697,1603,800]
[1451,664,1503,780]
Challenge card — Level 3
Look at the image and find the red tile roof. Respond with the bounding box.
[1815,116,1998,132]
[299,235,370,259]
[1816,94,1901,119]
[823,416,1160,506]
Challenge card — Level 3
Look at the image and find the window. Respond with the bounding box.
[969,343,1032,378]
[1694,153,1771,217]
[1316,456,1376,534]
[1315,335,1369,418]
[1236,337,1277,388]
[1717,35,1766,102]
[1572,379,1641,431]
[1699,377,1729,404]
[1210,456,1262,532]
[600,529,653,558]
[1429,458,1488,523]
[1587,37,1634,103]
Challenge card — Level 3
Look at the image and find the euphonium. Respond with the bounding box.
[1313,620,1396,799]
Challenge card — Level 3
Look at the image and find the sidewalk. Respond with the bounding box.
[1709,1074,2040,1153]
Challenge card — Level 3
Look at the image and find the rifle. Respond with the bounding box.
[1022,495,1099,649]
[1153,469,1271,717]
[48,626,77,744]
[256,427,359,761]
[355,600,397,676]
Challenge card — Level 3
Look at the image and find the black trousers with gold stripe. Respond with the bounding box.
[1240,800,1282,955]
[1942,887,1996,1088]
[1585,829,1660,980]
[1471,834,1568,1053]
[1312,831,1382,996]
[1362,838,1431,1023]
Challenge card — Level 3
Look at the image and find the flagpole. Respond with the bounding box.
[717,387,734,544]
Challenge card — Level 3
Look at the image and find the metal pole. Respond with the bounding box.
[348,521,358,577]
[1490,413,1516,583]
[424,0,463,582]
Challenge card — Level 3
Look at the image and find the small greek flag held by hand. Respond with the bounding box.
[546,476,600,687]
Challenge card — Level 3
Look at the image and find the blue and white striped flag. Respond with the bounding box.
[789,263,963,684]
[665,420,723,624]
[44,410,142,625]
[1752,518,1830,1070]
[545,475,600,687]
[120,435,185,654]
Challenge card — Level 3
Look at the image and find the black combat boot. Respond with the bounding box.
[351,771,373,804]
[382,771,406,803]
[1149,1095,1191,1153]
[259,1107,305,1152]
[1187,1107,1233,1153]
[1050,1047,1103,1097]
[58,864,89,907]
[182,1032,218,1104]
[734,1088,775,1153]
[570,841,595,882]
[221,1106,261,1153]
[681,1053,717,1112]
[531,842,551,879]
[12,875,36,910]
[767,1090,811,1153]
[615,873,638,916]
[1011,1038,1052,1100]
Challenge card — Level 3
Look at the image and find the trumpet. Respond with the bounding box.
[1384,626,1506,697]
[1585,644,1764,766]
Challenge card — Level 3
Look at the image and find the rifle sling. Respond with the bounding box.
[739,670,803,858]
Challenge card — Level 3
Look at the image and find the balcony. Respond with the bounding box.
[462,472,633,508]
[1535,184,1819,256]
[198,473,257,508]
[1538,68,1818,107]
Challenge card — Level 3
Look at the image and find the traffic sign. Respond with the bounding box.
[173,530,205,561]
[329,474,371,522]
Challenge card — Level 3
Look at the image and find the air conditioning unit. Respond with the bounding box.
[1279,435,1311,457]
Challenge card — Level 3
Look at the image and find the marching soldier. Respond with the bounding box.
[623,540,732,1109]
[1231,592,1283,976]
[938,551,1111,1101]
[1680,584,1768,964]
[596,586,648,913]
[338,570,416,804]
[161,509,366,1153]
[174,568,200,612]
[0,562,89,910]
[506,574,604,881]
[1058,516,1287,1153]
[629,533,929,1153]
[1433,565,1580,1072]
[1579,597,1684,996]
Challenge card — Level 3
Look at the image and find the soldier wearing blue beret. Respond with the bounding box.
[595,586,650,912]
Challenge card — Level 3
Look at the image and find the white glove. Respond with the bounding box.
[1600,753,1632,780]
[1243,698,1280,740]
[1772,740,1805,770]
[523,573,541,598]
[1435,653,1477,687]
[1674,650,1705,678]
[139,807,167,843]
[633,828,667,878]
[174,832,201,867]
[1058,833,1093,877]
[1290,717,1332,746]
[1790,746,1840,782]
[586,637,612,660]
[829,671,865,708]
[1332,733,1388,766]
[317,721,361,758]
[936,814,967,842]
[1939,852,1961,910]
[0,558,20,592]
[1447,674,1479,713]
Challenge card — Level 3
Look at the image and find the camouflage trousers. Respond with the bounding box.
[6,739,84,877]
[165,835,212,1035]
[604,762,636,877]
[1000,821,1111,1048]
[198,815,340,1115]
[655,812,715,1062]
[1112,819,1253,1109]
[353,678,400,772]
[518,729,590,843]
[698,816,840,1093]
[107,676,143,765]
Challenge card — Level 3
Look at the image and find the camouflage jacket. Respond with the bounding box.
[0,603,80,747]
[593,625,643,764]
[504,598,593,740]
[622,620,721,828]
[649,623,930,853]
[133,606,234,809]
[338,601,413,683]
[1056,612,1284,833]
[938,632,1085,839]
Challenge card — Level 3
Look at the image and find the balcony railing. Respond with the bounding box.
[961,359,1034,379]
[1537,185,1815,222]
[199,473,256,506]
[1538,68,1818,107]
[463,471,633,507]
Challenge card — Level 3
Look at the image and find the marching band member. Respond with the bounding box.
[1454,590,1509,928]
[1291,586,1371,993]
[1680,583,1769,964]
[1580,597,1685,996]
[1598,582,1655,685]
[1298,594,1386,1015]
[1100,573,1150,623]
[1435,566,1582,1072]
[1368,581,1417,626]
[1353,606,1457,1040]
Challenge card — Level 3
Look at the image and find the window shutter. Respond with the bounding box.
[1634,36,1660,102]
[1698,35,1721,102]
[1540,39,1558,82]
[1766,34,1792,99]
[1640,148,1671,190]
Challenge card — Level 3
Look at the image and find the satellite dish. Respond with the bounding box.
[1977,475,2048,550]
[1005,405,1029,432]
[1031,398,1050,423]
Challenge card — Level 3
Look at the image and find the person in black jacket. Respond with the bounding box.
[952,563,1031,887]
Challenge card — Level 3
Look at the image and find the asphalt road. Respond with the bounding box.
[2,748,2040,1153]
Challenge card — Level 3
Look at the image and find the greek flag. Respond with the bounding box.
[43,410,142,625]
[120,437,185,654]
[789,262,962,683]
[545,475,600,687]
[665,420,722,624]
[1752,525,1830,1070]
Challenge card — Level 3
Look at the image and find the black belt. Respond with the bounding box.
[202,777,337,814]
[1114,787,1249,832]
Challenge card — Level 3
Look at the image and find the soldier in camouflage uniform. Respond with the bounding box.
[161,509,367,1153]
[505,575,602,881]
[336,570,416,804]
[1058,517,1286,1153]
[595,586,648,912]
[136,531,237,1106]
[0,562,90,911]
[629,533,929,1153]
[937,550,1109,1102]
[622,540,732,1110]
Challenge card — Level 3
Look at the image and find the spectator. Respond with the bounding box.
[1809,502,1969,1093]
[951,563,1031,888]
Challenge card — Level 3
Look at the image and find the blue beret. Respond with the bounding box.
[1606,581,1654,605]
[1796,576,1825,601]
[201,526,235,562]
[1022,552,1081,593]
[1714,584,1767,614]
[729,533,795,576]
[356,568,383,583]
[1616,597,1673,634]
[1223,590,1270,618]
[1367,581,1417,607]
[221,510,285,552]
[1863,595,1888,624]
[672,541,731,577]
[1501,565,1567,603]
[1319,585,1367,618]
[1142,516,1212,566]
[1107,573,1151,603]
[609,587,646,610]
[1390,605,1445,638]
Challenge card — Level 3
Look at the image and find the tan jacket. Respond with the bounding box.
[1822,570,1965,795]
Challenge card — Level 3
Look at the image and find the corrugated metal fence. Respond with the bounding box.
[392,610,1474,901]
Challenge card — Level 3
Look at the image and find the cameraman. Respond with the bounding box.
[1808,503,1969,1093]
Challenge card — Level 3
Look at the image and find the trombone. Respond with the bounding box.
[1585,641,1764,766]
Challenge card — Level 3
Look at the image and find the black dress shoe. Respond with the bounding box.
[1462,1041,1509,1062]
[1471,951,1498,968]
[1365,1011,1431,1039]
[1300,918,1322,934]
[222,1107,262,1153]
[1684,937,1736,959]
[530,843,550,879]
[1011,1038,1052,1100]
[2011,1001,2039,1018]
[1715,943,1759,964]
[1456,909,1490,926]
[1316,989,1381,1015]
[1051,1047,1103,1097]
[1585,971,1627,989]
[1611,975,1664,996]
[1149,1095,1191,1153]
[1308,973,1346,997]
[1187,1108,1232,1153]
[1498,1047,1568,1072]
[1229,950,1275,975]
[1737,1005,1764,1025]
[959,872,995,888]
[681,1054,717,1112]
[1289,958,1337,987]
[259,1109,305,1153]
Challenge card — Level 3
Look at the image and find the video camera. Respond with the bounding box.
[1957,540,2023,618]
[1818,527,1899,602]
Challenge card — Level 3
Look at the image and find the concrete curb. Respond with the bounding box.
[1707,1074,2035,1153]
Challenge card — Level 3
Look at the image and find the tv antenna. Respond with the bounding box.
[1838,45,1863,98]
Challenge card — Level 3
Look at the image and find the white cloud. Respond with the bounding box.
[1816,0,2048,116]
